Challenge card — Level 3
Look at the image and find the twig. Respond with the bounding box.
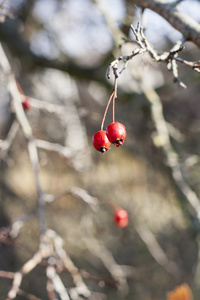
[46,278,57,300]
[0,270,14,279]
[46,265,70,300]
[108,25,200,219]
[70,187,99,211]
[130,23,197,87]
[6,235,52,300]
[47,230,91,298]
[107,48,146,79]
[84,237,129,296]
[17,289,42,300]
[10,213,33,239]
[135,222,181,279]
[144,87,200,220]
[109,23,200,87]
[35,139,72,159]
[133,0,200,48]
[0,42,47,234]
[0,120,19,160]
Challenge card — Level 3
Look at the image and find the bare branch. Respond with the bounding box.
[0,42,47,234]
[6,238,52,300]
[144,88,200,221]
[133,0,200,47]
[112,24,200,87]
[70,187,99,211]
[84,237,130,296]
[35,139,72,159]
[46,230,91,298]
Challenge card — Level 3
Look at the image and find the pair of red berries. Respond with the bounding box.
[93,122,126,153]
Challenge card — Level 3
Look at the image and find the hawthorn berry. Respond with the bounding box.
[22,97,31,110]
[106,122,126,147]
[114,209,128,228]
[92,130,111,153]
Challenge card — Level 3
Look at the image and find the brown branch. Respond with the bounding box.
[133,0,200,47]
[0,270,14,279]
[17,289,42,300]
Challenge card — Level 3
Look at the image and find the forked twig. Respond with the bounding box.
[108,23,200,88]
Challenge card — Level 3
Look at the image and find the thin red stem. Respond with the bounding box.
[112,78,117,123]
[101,90,115,131]
[100,78,118,130]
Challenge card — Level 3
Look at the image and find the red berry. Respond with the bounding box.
[22,97,31,110]
[92,130,111,153]
[106,122,126,147]
[114,209,128,228]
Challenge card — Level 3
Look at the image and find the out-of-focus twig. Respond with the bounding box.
[0,270,14,279]
[70,187,99,211]
[4,229,91,300]
[6,234,52,300]
[0,42,47,234]
[35,139,72,159]
[46,265,70,300]
[144,87,200,221]
[84,237,134,296]
[135,222,181,279]
[0,120,19,160]
[47,230,91,298]
[17,289,42,300]
[92,0,126,46]
[9,213,33,239]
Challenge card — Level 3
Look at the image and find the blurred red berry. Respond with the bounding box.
[22,97,31,110]
[92,130,111,153]
[106,122,126,147]
[114,209,128,228]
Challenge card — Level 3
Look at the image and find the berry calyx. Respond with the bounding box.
[114,209,128,228]
[92,130,111,153]
[106,122,126,147]
[22,97,31,110]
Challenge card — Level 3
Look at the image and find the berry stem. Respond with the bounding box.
[101,90,115,131]
[100,78,118,130]
[112,78,118,123]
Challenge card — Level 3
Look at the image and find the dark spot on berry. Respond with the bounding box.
[100,147,106,153]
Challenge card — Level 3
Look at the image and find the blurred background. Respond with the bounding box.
[1,0,200,299]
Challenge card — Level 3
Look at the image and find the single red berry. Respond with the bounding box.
[114,209,128,228]
[22,97,31,110]
[92,130,111,153]
[106,122,126,147]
